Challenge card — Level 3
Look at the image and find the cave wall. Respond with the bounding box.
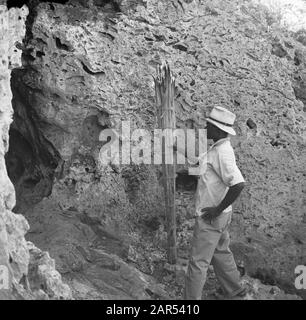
[0,1,31,299]
[0,1,71,299]
[5,0,306,295]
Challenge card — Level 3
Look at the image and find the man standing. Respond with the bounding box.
[183,106,246,300]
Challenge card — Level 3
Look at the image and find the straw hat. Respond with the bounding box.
[206,106,236,136]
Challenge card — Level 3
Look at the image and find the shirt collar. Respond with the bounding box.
[210,137,230,149]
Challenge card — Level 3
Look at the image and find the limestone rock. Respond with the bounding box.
[0,3,71,300]
[0,3,30,300]
[73,248,168,299]
[27,241,72,300]
[204,274,302,300]
[239,275,301,300]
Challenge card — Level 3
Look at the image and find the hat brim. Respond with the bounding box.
[206,118,236,136]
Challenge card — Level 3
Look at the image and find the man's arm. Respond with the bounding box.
[201,182,245,220]
[216,182,245,213]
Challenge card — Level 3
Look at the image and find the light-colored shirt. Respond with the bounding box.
[188,137,245,216]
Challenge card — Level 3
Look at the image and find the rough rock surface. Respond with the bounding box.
[2,0,306,299]
[24,180,168,299]
[161,260,302,300]
[0,2,71,300]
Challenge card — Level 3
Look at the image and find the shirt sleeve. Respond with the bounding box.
[216,146,245,187]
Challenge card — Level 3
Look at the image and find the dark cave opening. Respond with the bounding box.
[6,0,122,12]
[6,0,70,9]
[6,0,32,8]
[93,0,121,12]
[5,69,61,213]
[175,169,197,191]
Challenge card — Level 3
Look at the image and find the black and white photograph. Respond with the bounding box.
[0,0,305,305]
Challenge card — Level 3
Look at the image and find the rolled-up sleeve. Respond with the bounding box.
[217,147,245,187]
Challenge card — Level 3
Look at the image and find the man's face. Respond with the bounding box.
[206,122,219,140]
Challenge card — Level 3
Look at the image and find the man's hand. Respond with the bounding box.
[201,206,222,223]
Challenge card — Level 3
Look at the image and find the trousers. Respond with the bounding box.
[184,211,243,300]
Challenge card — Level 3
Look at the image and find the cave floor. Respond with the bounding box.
[22,189,302,300]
